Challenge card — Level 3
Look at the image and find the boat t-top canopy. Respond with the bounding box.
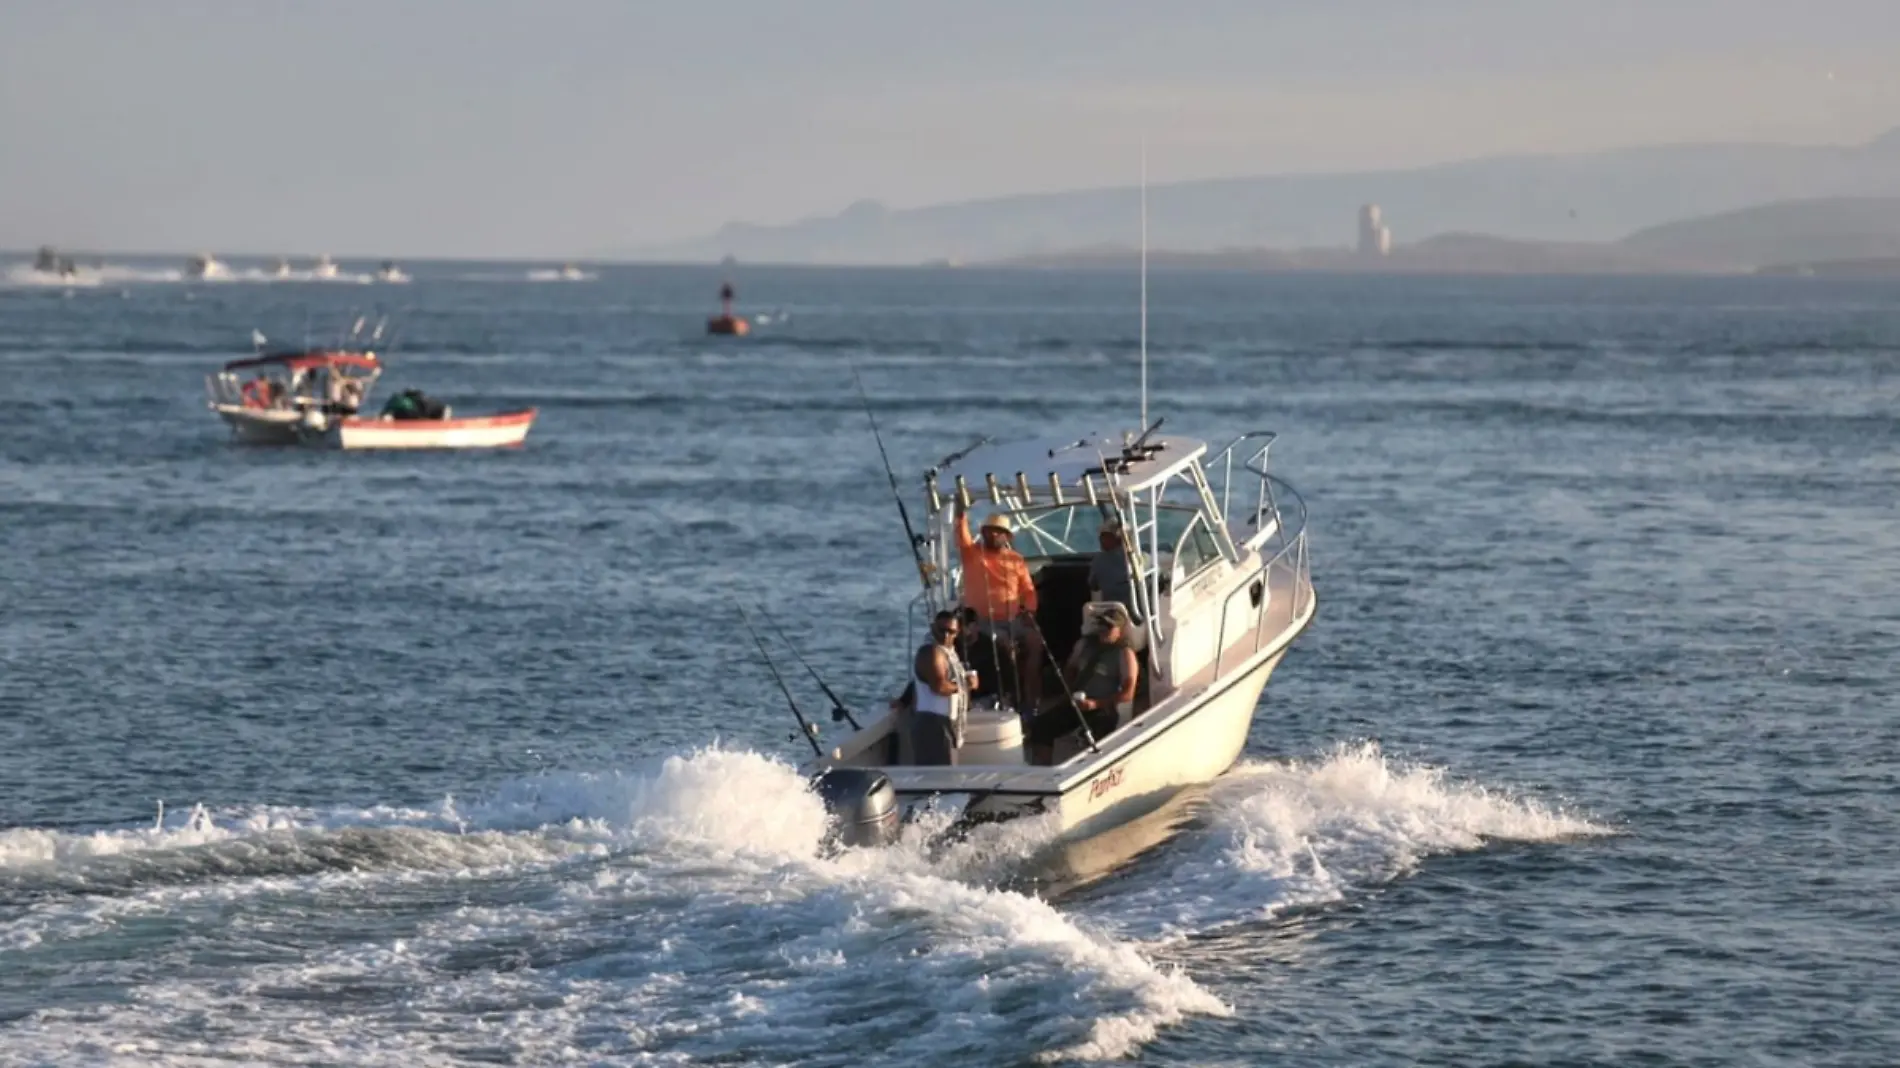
[930,430,1207,500]
[221,350,382,374]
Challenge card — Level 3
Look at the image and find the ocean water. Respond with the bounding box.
[1,260,1897,1066]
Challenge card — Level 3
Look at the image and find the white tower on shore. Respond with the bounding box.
[1358,204,1392,256]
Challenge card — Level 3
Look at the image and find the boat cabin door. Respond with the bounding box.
[1111,459,1243,693]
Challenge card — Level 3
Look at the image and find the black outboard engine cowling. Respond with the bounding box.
[811,768,899,849]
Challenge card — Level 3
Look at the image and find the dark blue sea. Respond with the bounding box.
[2,257,1897,1066]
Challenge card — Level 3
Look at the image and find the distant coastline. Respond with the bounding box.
[631,127,1900,267]
[985,196,1900,277]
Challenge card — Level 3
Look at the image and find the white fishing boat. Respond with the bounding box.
[206,348,383,444]
[206,329,536,450]
[376,260,410,284]
[806,427,1314,845]
[310,254,339,280]
[268,257,292,279]
[801,158,1315,849]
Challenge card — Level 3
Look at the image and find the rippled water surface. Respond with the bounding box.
[2,261,1897,1065]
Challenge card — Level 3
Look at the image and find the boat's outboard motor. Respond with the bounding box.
[811,768,899,849]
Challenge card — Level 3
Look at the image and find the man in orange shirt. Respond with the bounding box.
[955,500,1043,713]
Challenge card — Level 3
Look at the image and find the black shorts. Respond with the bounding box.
[910,712,957,766]
[1027,702,1119,746]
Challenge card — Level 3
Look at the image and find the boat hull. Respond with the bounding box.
[214,405,305,445]
[1043,645,1287,838]
[810,583,1315,845]
[326,409,536,450]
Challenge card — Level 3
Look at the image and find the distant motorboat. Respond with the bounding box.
[310,254,339,280]
[269,257,292,279]
[33,246,78,279]
[376,260,411,284]
[560,263,586,281]
[185,252,232,280]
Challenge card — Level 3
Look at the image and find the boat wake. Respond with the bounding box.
[1,262,383,289]
[2,263,183,288]
[0,744,1606,1065]
[1066,742,1610,943]
[525,267,597,282]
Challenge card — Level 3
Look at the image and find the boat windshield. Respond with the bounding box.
[973,502,1208,562]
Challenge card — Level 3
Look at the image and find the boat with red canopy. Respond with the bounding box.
[206,342,536,450]
[207,349,382,445]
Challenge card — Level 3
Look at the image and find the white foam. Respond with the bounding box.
[525,267,597,282]
[0,745,1232,1064]
[468,745,832,853]
[0,742,1609,1064]
[2,263,187,288]
[0,258,400,289]
[228,267,376,285]
[1078,741,1610,941]
[0,802,237,868]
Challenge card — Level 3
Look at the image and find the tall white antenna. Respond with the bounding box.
[1139,135,1149,431]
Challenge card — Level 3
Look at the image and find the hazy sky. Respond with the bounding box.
[3,0,1896,258]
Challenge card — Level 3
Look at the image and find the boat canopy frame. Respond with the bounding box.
[913,429,1304,654]
[206,351,383,413]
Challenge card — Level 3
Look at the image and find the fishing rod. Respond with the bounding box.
[737,602,823,757]
[758,604,862,730]
[849,362,932,591]
[930,436,990,475]
[1127,416,1165,453]
[1020,610,1102,754]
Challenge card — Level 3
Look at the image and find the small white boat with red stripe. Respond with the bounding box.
[321,404,537,450]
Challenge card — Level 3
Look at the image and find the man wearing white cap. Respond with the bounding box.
[954,499,1043,713]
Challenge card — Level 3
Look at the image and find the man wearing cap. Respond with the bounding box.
[954,499,1043,713]
[1028,603,1138,765]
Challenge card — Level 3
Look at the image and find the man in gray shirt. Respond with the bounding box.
[1089,514,1137,620]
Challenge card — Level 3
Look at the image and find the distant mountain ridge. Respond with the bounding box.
[638,129,1900,265]
[1621,196,1900,267]
[995,197,1900,275]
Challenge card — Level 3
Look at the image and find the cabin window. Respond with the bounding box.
[988,504,1120,560]
[1172,513,1225,582]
